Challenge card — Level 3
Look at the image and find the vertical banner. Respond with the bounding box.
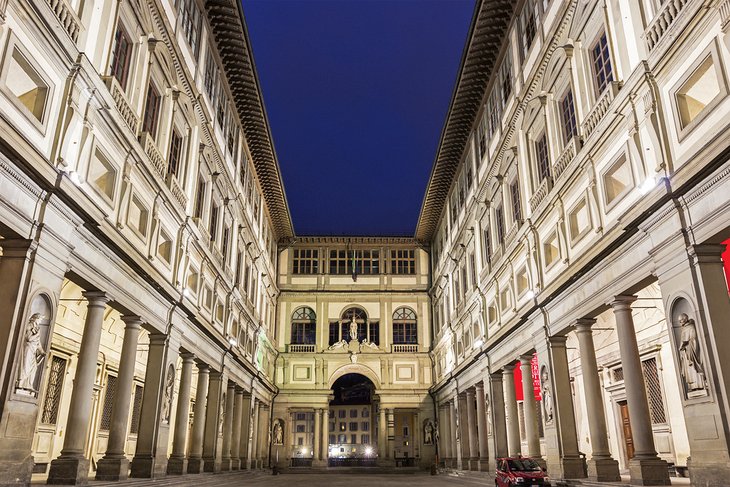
[513,353,541,401]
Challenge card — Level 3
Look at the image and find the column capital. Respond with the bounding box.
[234,387,246,395]
[547,335,568,347]
[226,382,236,391]
[148,332,169,346]
[196,362,210,373]
[490,371,504,381]
[502,363,516,373]
[83,290,110,307]
[0,238,36,257]
[574,318,597,333]
[120,315,143,330]
[180,351,196,362]
[688,244,727,264]
[475,382,485,392]
[609,294,637,310]
[465,388,475,398]
[519,353,534,365]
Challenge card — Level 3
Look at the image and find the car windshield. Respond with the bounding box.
[508,459,542,472]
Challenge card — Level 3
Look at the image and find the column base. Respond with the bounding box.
[557,456,587,479]
[203,457,221,472]
[628,457,670,486]
[230,458,241,470]
[587,457,620,482]
[467,458,479,470]
[166,456,188,475]
[130,455,166,478]
[186,457,205,474]
[47,456,90,486]
[220,457,233,471]
[0,457,33,486]
[95,456,130,481]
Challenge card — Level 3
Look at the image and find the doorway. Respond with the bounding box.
[618,401,635,460]
[327,373,376,467]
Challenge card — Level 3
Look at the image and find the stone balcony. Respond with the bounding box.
[581,81,621,141]
[140,131,167,179]
[645,0,690,52]
[45,0,81,42]
[392,344,418,353]
[287,344,315,353]
[102,76,140,136]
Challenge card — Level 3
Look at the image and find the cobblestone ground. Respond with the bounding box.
[73,470,495,487]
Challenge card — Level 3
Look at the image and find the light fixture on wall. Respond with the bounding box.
[639,175,658,194]
[473,338,484,348]
[65,170,83,186]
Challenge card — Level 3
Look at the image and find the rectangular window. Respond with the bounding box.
[291,323,316,345]
[142,83,162,137]
[351,434,357,444]
[560,88,577,143]
[496,206,505,244]
[642,357,667,424]
[353,249,380,275]
[500,54,513,106]
[293,249,319,274]
[194,177,205,219]
[209,205,219,241]
[392,322,417,344]
[204,50,217,103]
[40,356,67,425]
[339,410,347,419]
[110,23,133,90]
[167,129,183,178]
[461,264,468,295]
[349,422,358,431]
[329,249,349,275]
[216,88,226,128]
[478,115,488,160]
[296,424,305,433]
[536,134,550,181]
[178,0,202,57]
[361,434,370,444]
[469,252,476,288]
[483,224,491,265]
[591,32,614,95]
[99,375,117,431]
[520,0,537,59]
[221,226,230,263]
[129,384,144,434]
[362,421,369,431]
[390,249,415,275]
[368,321,379,345]
[329,321,339,346]
[511,180,522,223]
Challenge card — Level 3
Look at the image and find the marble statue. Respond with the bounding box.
[424,419,434,444]
[541,367,554,423]
[433,420,439,444]
[349,319,358,342]
[273,419,284,445]
[162,365,175,423]
[219,393,226,434]
[17,313,45,391]
[361,338,379,351]
[678,313,706,394]
[328,339,348,351]
[485,394,492,435]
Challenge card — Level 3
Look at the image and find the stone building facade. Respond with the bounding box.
[423,0,730,486]
[1,0,730,486]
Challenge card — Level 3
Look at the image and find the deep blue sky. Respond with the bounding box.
[242,0,475,236]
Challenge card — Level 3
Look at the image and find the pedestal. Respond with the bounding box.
[95,456,130,481]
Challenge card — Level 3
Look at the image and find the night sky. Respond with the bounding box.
[242,0,475,236]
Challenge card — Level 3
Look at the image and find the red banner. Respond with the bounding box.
[513,353,541,401]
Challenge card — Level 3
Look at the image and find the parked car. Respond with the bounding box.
[495,457,550,486]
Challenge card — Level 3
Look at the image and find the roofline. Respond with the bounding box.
[207,0,295,240]
[414,0,516,243]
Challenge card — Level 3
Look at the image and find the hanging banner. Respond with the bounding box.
[513,353,541,401]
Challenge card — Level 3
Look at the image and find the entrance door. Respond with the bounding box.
[618,401,634,460]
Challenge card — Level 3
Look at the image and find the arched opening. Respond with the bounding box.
[327,373,377,467]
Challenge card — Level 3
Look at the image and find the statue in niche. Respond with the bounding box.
[219,392,226,435]
[17,313,45,392]
[678,313,706,395]
[423,419,435,444]
[161,364,175,423]
[272,419,284,445]
[433,420,439,445]
[485,394,492,436]
[541,367,554,424]
[349,318,358,342]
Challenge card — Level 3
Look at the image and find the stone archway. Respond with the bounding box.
[328,372,377,467]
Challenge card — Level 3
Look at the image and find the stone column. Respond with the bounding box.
[250,400,260,468]
[519,355,542,461]
[321,408,329,463]
[47,291,109,485]
[611,296,670,485]
[489,373,508,459]
[502,365,521,457]
[96,316,143,480]
[378,404,387,463]
[313,407,322,463]
[465,390,478,469]
[130,332,175,478]
[440,404,452,462]
[544,336,585,479]
[457,395,469,468]
[449,401,458,468]
[187,363,209,474]
[238,392,252,469]
[574,319,620,481]
[167,352,195,475]
[258,403,270,467]
[475,383,489,471]
[230,388,244,470]
[220,382,236,471]
[202,371,224,472]
[386,408,395,462]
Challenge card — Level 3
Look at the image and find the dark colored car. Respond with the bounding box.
[495,457,550,486]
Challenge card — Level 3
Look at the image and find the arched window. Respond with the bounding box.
[290,307,316,345]
[392,307,417,344]
[327,307,379,346]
